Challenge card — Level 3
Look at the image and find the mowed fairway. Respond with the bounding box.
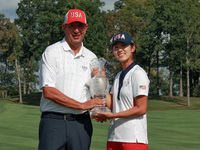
[147,110,200,150]
[0,96,200,150]
[0,100,40,150]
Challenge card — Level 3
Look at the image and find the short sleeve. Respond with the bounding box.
[131,69,150,98]
[39,47,57,89]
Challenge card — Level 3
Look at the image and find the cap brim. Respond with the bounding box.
[66,21,87,25]
[111,39,132,47]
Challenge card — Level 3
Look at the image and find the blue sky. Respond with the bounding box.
[0,0,115,22]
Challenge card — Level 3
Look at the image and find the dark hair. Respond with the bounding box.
[131,44,137,58]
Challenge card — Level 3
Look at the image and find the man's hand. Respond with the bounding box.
[93,67,106,76]
[81,98,106,110]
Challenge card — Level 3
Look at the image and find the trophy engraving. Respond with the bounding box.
[90,58,111,115]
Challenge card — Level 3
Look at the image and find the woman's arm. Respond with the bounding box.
[113,95,147,119]
[105,94,113,111]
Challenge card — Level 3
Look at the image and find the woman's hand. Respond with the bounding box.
[91,112,114,120]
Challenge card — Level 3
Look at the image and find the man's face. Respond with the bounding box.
[62,22,88,48]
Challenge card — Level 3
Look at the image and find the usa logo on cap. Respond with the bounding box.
[111,32,134,47]
[64,9,87,25]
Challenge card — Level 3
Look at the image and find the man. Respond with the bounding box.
[38,9,105,150]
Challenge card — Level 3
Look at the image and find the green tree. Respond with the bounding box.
[15,0,39,94]
[0,13,9,98]
[152,0,183,97]
[81,0,107,57]
[7,27,23,103]
[0,14,17,98]
[180,0,200,105]
[0,13,23,102]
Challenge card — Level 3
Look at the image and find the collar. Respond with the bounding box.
[61,37,85,57]
[117,61,137,100]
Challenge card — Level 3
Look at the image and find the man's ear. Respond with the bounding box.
[62,23,66,30]
[85,24,88,31]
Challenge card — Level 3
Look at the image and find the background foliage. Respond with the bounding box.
[0,0,200,102]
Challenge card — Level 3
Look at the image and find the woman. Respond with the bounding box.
[92,32,150,150]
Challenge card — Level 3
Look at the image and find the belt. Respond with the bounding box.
[41,111,89,121]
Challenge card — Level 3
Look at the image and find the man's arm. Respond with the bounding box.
[43,87,105,110]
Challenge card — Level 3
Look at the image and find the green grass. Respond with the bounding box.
[0,100,40,150]
[91,120,109,150]
[0,94,200,150]
[148,110,200,150]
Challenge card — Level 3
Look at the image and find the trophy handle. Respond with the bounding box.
[91,57,107,76]
[98,57,106,71]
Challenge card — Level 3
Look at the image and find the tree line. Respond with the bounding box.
[0,0,200,106]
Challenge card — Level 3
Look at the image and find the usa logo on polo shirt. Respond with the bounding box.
[82,65,87,71]
[139,85,146,90]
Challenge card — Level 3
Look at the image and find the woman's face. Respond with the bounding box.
[112,42,135,64]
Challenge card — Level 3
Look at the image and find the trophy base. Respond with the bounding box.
[90,106,111,115]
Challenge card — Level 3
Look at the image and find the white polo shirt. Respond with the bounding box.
[39,38,97,114]
[108,64,150,144]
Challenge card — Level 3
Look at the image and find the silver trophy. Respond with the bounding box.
[90,58,111,115]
